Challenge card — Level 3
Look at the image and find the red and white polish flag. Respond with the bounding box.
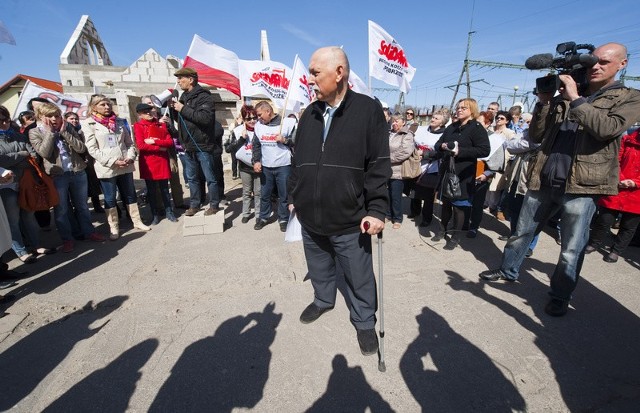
[368,20,416,94]
[183,34,241,97]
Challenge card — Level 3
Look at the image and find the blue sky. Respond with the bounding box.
[1,0,639,111]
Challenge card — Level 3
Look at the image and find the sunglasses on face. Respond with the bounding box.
[496,116,507,120]
[244,116,257,121]
[405,112,414,115]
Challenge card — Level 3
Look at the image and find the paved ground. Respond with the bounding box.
[1,174,639,412]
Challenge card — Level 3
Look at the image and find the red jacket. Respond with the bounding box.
[134,119,173,180]
[599,129,640,214]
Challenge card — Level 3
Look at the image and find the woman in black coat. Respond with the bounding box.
[432,98,490,250]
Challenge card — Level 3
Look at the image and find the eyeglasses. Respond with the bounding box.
[244,116,257,121]
[405,112,414,115]
[496,116,507,120]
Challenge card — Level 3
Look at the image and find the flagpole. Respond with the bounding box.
[278,54,298,136]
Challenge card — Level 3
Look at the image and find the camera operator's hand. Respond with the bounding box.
[558,74,580,102]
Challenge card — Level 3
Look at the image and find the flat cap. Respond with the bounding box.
[174,67,198,78]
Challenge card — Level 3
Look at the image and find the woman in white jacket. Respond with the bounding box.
[80,95,150,240]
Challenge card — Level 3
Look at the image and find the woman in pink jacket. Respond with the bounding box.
[134,103,177,224]
[586,129,640,263]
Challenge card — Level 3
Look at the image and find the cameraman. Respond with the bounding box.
[479,42,640,317]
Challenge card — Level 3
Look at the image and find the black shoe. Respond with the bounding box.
[466,229,477,238]
[525,248,534,258]
[603,252,618,263]
[0,280,17,289]
[479,269,515,282]
[407,212,417,219]
[498,235,510,241]
[241,216,250,224]
[431,231,445,242]
[419,220,432,228]
[254,220,267,230]
[545,298,569,317]
[299,303,333,324]
[357,329,379,356]
[443,238,459,250]
[279,222,287,232]
[185,207,200,217]
[204,207,220,216]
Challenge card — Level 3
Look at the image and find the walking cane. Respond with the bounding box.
[365,221,386,372]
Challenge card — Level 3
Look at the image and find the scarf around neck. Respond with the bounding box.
[92,113,118,132]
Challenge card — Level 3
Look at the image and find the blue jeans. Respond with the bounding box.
[145,179,171,214]
[0,188,40,257]
[387,179,404,223]
[500,189,597,301]
[508,192,539,251]
[183,151,220,209]
[53,171,95,241]
[100,173,137,208]
[259,165,290,223]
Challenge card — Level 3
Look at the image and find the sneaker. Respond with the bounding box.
[62,241,74,253]
[545,298,569,317]
[241,216,250,224]
[525,248,534,258]
[466,229,477,238]
[0,280,17,290]
[479,268,515,282]
[88,232,106,242]
[204,207,220,216]
[254,220,267,230]
[185,207,200,217]
[431,231,445,242]
[299,303,334,324]
[443,238,459,250]
[279,222,287,232]
[498,235,510,241]
[356,329,379,356]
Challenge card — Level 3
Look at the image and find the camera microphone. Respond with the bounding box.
[525,53,554,70]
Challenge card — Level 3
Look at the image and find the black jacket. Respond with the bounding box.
[288,89,391,236]
[434,119,490,200]
[174,84,221,154]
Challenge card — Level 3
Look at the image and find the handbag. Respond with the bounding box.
[18,157,60,212]
[400,149,422,179]
[442,156,463,200]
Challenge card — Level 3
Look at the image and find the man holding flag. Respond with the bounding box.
[288,46,390,356]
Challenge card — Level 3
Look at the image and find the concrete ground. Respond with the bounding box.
[1,174,639,412]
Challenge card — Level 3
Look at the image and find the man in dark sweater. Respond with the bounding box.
[288,47,391,355]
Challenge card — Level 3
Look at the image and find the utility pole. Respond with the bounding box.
[450,30,475,110]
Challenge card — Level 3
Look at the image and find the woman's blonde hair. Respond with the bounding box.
[88,94,112,112]
[457,98,479,119]
[34,102,61,119]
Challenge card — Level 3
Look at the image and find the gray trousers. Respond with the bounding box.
[240,170,261,218]
[302,226,377,330]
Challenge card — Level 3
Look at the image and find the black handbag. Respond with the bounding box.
[442,156,463,200]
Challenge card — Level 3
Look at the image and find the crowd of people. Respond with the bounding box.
[1,43,639,333]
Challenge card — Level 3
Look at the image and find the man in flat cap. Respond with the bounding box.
[169,68,222,216]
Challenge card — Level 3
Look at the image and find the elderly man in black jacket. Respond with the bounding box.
[170,68,222,216]
[288,47,391,356]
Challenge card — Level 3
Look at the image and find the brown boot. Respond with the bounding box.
[126,204,151,231]
[105,207,119,240]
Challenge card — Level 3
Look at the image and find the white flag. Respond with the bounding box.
[348,69,371,96]
[13,80,88,119]
[286,55,315,110]
[239,59,292,109]
[368,20,416,93]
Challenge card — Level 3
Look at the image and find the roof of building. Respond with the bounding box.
[0,74,63,95]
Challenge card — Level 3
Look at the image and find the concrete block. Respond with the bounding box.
[183,213,205,227]
[183,225,204,236]
[203,221,224,234]
[122,74,140,82]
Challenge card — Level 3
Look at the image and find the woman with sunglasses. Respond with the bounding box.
[81,95,151,240]
[228,105,261,224]
[486,111,516,219]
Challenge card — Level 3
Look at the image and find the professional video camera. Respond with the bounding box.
[525,42,598,94]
